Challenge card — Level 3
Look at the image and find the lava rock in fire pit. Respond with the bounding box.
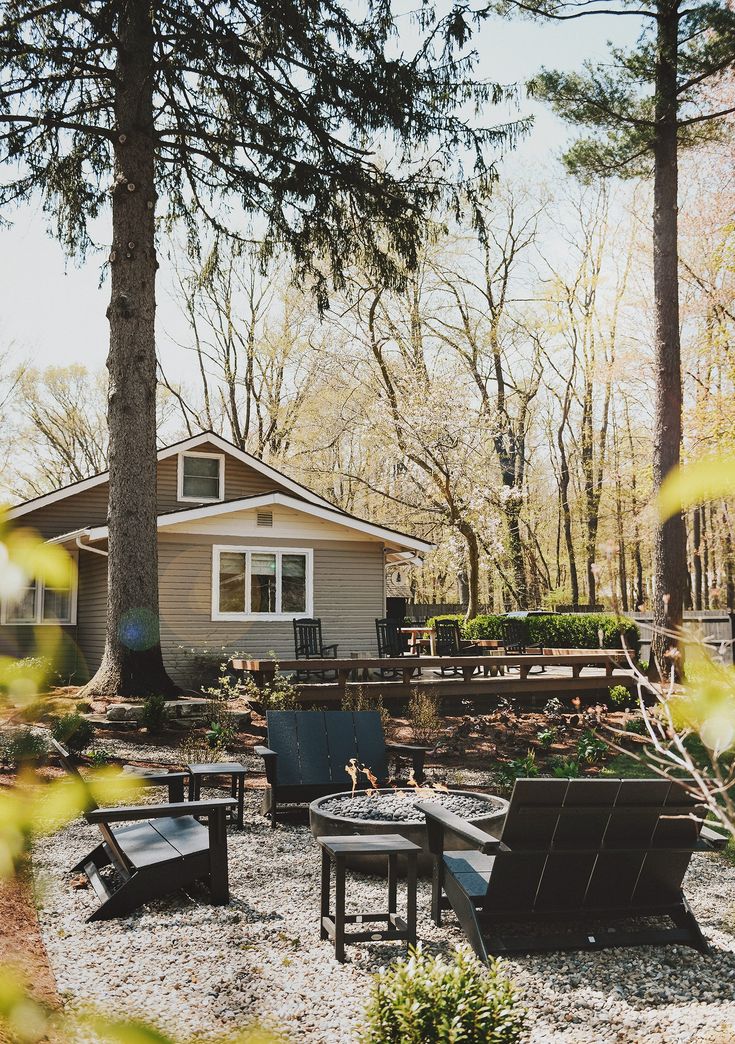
[317,790,503,823]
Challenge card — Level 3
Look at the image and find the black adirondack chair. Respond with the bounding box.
[293,617,339,679]
[52,739,236,921]
[255,710,430,827]
[434,618,481,677]
[420,777,719,958]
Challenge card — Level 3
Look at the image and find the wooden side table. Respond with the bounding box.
[187,762,246,829]
[318,833,420,963]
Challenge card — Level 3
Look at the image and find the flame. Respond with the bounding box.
[345,758,359,797]
[406,770,436,798]
[360,764,379,791]
[433,782,449,792]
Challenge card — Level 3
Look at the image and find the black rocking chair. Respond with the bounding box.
[434,618,481,677]
[293,617,339,679]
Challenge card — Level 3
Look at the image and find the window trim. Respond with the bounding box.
[177,450,225,503]
[211,545,313,621]
[0,559,78,627]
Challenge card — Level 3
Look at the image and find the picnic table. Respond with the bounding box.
[231,650,628,694]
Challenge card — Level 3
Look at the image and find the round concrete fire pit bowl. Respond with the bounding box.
[309,788,509,875]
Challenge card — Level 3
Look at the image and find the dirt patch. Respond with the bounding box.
[0,860,60,1035]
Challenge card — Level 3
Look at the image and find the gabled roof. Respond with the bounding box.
[81,491,435,557]
[5,430,337,519]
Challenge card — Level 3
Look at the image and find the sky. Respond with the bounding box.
[0,15,641,385]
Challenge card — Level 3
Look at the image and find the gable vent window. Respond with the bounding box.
[256,511,274,527]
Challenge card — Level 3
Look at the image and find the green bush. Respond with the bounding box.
[140,693,168,731]
[461,613,640,654]
[361,945,525,1044]
[625,716,647,735]
[550,756,581,778]
[51,713,94,753]
[576,729,608,764]
[609,684,634,708]
[1,728,48,768]
[496,750,538,790]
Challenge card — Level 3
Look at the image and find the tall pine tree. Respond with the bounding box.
[0,0,521,696]
[495,0,735,673]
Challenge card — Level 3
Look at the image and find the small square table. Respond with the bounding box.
[186,762,246,829]
[317,833,420,963]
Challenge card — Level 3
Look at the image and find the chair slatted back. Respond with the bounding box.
[265,711,389,786]
[376,618,407,658]
[502,618,527,654]
[483,778,705,915]
[435,619,461,657]
[293,618,324,658]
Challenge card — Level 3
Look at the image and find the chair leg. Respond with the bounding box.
[443,873,489,963]
[431,859,443,926]
[671,897,710,954]
[208,808,229,904]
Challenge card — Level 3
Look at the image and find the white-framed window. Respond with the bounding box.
[177,451,225,502]
[1,558,78,626]
[211,545,313,621]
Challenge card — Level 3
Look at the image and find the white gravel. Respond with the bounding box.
[32,787,735,1043]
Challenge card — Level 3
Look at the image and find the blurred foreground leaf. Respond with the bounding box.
[658,456,735,520]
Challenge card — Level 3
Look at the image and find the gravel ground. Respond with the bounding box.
[33,784,735,1044]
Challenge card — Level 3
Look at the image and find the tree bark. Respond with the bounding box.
[693,507,702,610]
[82,0,177,698]
[457,522,480,619]
[650,0,686,678]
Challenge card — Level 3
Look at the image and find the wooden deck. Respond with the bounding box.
[231,651,635,707]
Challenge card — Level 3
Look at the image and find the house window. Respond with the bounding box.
[177,451,225,502]
[1,560,77,626]
[212,546,312,620]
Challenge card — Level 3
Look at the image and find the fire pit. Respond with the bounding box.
[309,788,508,875]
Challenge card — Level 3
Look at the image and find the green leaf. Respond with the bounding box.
[657,457,735,520]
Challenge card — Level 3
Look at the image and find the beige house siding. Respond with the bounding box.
[10,446,299,540]
[159,534,385,687]
[75,550,109,680]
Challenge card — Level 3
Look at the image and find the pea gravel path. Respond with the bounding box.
[33,790,735,1043]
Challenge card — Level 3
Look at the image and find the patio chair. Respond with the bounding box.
[375,617,417,680]
[293,617,338,680]
[434,618,481,677]
[419,777,717,959]
[51,739,236,921]
[254,710,430,827]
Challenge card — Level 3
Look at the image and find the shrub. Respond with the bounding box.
[86,748,113,767]
[407,688,441,747]
[51,713,94,753]
[576,729,608,764]
[496,750,538,790]
[551,756,581,778]
[536,727,557,748]
[625,716,647,735]
[140,693,168,731]
[206,719,236,750]
[609,684,634,708]
[361,945,525,1044]
[1,728,48,769]
[342,687,390,731]
[203,662,251,703]
[462,613,640,654]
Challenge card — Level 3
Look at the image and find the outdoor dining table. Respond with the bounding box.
[400,625,435,655]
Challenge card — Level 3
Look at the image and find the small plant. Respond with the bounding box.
[536,727,557,748]
[140,693,168,732]
[361,944,525,1044]
[609,684,634,708]
[206,719,236,750]
[550,756,581,778]
[234,662,298,712]
[576,729,608,764]
[342,686,390,731]
[85,748,113,767]
[496,749,538,789]
[407,688,441,747]
[0,728,48,769]
[180,732,227,765]
[625,716,647,735]
[203,662,251,702]
[51,713,94,753]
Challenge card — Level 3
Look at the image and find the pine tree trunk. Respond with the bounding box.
[82,0,178,698]
[650,0,686,678]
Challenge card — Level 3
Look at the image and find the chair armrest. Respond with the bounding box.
[254,745,278,785]
[385,742,431,754]
[86,798,236,824]
[416,800,507,856]
[700,823,730,849]
[122,769,188,802]
[322,644,339,657]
